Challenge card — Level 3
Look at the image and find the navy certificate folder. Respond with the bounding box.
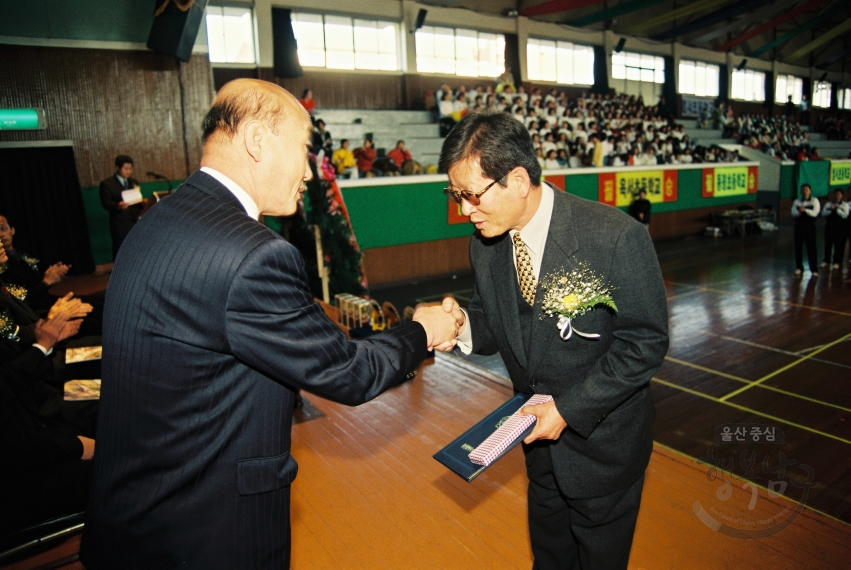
[433,393,533,482]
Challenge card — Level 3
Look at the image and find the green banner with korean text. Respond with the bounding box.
[701,166,758,198]
[829,160,851,187]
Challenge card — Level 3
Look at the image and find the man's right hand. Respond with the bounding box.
[412,303,462,350]
[119,201,128,210]
[432,296,465,352]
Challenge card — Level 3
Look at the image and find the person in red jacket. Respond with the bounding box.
[354,138,381,177]
[387,140,413,168]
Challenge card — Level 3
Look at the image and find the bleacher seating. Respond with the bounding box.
[313,109,444,168]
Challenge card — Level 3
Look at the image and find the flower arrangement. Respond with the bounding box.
[0,307,20,341]
[21,254,40,272]
[5,284,26,301]
[539,262,617,340]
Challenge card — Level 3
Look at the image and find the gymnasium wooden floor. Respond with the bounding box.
[292,223,851,569]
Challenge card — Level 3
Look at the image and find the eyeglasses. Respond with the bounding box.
[443,179,500,206]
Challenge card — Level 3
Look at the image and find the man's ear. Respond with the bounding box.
[510,167,532,198]
[243,121,265,163]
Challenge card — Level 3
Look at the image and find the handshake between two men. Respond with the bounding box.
[409,296,466,352]
[410,295,569,446]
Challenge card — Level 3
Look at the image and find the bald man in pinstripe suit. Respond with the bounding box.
[80,80,461,569]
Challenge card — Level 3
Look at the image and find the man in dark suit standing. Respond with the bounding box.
[99,155,144,259]
[439,113,668,570]
[80,79,461,569]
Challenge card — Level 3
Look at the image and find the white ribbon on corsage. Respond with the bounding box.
[557,315,600,340]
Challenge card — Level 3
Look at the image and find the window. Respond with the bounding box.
[205,6,256,64]
[415,26,505,77]
[290,13,399,71]
[775,74,803,104]
[731,69,765,102]
[611,51,664,83]
[611,51,664,104]
[812,81,831,108]
[678,60,719,98]
[839,88,851,110]
[526,38,594,85]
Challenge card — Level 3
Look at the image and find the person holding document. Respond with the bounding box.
[81,79,462,570]
[438,112,668,570]
[98,155,144,259]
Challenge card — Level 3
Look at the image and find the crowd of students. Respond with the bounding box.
[434,84,742,169]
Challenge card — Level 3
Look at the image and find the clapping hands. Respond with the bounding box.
[48,292,94,321]
[43,262,71,285]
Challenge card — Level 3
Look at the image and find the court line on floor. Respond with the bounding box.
[666,288,707,301]
[719,332,851,402]
[663,356,851,415]
[651,441,851,529]
[667,279,851,318]
[703,333,851,371]
[651,377,851,446]
[700,285,851,318]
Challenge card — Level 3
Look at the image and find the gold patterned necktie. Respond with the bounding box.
[513,233,536,306]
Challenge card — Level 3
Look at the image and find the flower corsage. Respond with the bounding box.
[539,263,617,340]
[21,254,40,272]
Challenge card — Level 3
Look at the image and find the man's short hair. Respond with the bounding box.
[341,139,349,146]
[115,155,134,168]
[801,184,812,191]
[438,112,541,187]
[396,140,405,146]
[201,87,286,143]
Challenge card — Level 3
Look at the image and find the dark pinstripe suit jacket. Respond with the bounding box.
[80,171,429,569]
[467,188,669,499]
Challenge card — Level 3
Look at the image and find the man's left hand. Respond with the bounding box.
[520,400,568,444]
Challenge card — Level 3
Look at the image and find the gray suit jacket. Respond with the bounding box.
[467,187,668,498]
[81,171,429,569]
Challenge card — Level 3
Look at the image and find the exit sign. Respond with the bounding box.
[0,109,46,130]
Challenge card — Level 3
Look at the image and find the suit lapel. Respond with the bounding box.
[526,188,579,379]
[489,235,528,368]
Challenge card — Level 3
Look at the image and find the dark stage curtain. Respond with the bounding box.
[592,46,609,95]
[504,34,522,87]
[764,71,774,111]
[662,56,677,115]
[0,145,95,274]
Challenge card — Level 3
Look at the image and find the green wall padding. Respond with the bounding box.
[341,169,760,251]
[341,181,474,250]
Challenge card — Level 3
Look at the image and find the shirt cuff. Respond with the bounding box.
[456,308,473,355]
[33,343,53,356]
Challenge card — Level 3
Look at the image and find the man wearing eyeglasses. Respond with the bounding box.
[438,112,668,570]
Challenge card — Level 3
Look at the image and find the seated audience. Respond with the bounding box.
[353,138,381,178]
[331,140,358,179]
[387,140,413,169]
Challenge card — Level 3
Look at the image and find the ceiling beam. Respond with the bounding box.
[652,0,779,41]
[715,0,831,52]
[816,42,851,69]
[690,0,802,45]
[619,0,732,35]
[747,6,838,57]
[785,18,851,63]
[519,0,609,17]
[565,0,669,27]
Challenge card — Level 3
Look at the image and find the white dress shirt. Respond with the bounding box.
[200,166,259,220]
[456,183,555,354]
